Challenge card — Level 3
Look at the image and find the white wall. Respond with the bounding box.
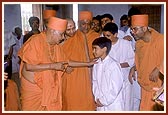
[160,4,164,34]
[4,4,22,32]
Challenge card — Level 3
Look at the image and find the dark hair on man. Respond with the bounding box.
[120,14,128,21]
[29,16,40,26]
[92,37,112,55]
[92,15,101,25]
[92,16,101,23]
[128,7,141,17]
[101,13,113,21]
[93,15,101,21]
[103,22,118,35]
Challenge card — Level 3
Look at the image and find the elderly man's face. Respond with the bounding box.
[78,19,91,34]
[130,26,146,41]
[65,20,76,38]
[47,28,65,45]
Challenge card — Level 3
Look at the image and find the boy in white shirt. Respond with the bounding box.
[92,37,124,111]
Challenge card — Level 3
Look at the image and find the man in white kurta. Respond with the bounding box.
[109,38,135,111]
[92,55,124,111]
[102,21,136,111]
[11,26,24,95]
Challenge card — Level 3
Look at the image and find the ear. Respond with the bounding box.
[142,26,148,32]
[103,47,107,52]
[114,33,118,37]
[111,20,114,23]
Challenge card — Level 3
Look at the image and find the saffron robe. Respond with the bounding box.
[18,32,65,111]
[5,79,21,111]
[62,30,96,110]
[84,29,100,60]
[135,28,164,110]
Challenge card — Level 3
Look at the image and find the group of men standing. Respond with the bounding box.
[4,7,164,112]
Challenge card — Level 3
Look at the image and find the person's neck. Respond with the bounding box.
[142,31,151,43]
[100,53,107,61]
[32,29,40,34]
[112,37,118,45]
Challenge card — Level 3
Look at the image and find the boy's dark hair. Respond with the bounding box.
[92,37,112,55]
[93,15,101,21]
[120,14,128,21]
[102,22,118,35]
[101,13,113,21]
[92,15,101,24]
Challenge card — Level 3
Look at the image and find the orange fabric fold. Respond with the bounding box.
[5,79,21,111]
[61,30,97,110]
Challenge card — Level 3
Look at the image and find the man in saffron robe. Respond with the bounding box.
[4,73,21,111]
[78,11,100,60]
[61,11,99,111]
[129,14,164,111]
[18,17,68,111]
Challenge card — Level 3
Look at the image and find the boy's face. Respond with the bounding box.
[103,31,114,41]
[101,17,112,29]
[92,45,106,59]
[91,19,101,32]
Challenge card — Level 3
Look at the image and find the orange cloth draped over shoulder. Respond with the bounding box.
[61,29,96,110]
[5,79,21,111]
[18,32,66,111]
[85,30,100,60]
[159,61,164,75]
[135,28,164,110]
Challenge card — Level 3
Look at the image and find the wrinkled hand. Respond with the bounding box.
[52,62,67,71]
[123,35,132,41]
[149,67,159,82]
[128,66,136,84]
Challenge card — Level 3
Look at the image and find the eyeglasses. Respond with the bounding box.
[130,26,143,33]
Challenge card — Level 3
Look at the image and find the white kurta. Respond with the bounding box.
[4,30,16,55]
[92,56,124,111]
[109,38,135,111]
[12,35,23,73]
[125,28,136,50]
[124,28,141,110]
